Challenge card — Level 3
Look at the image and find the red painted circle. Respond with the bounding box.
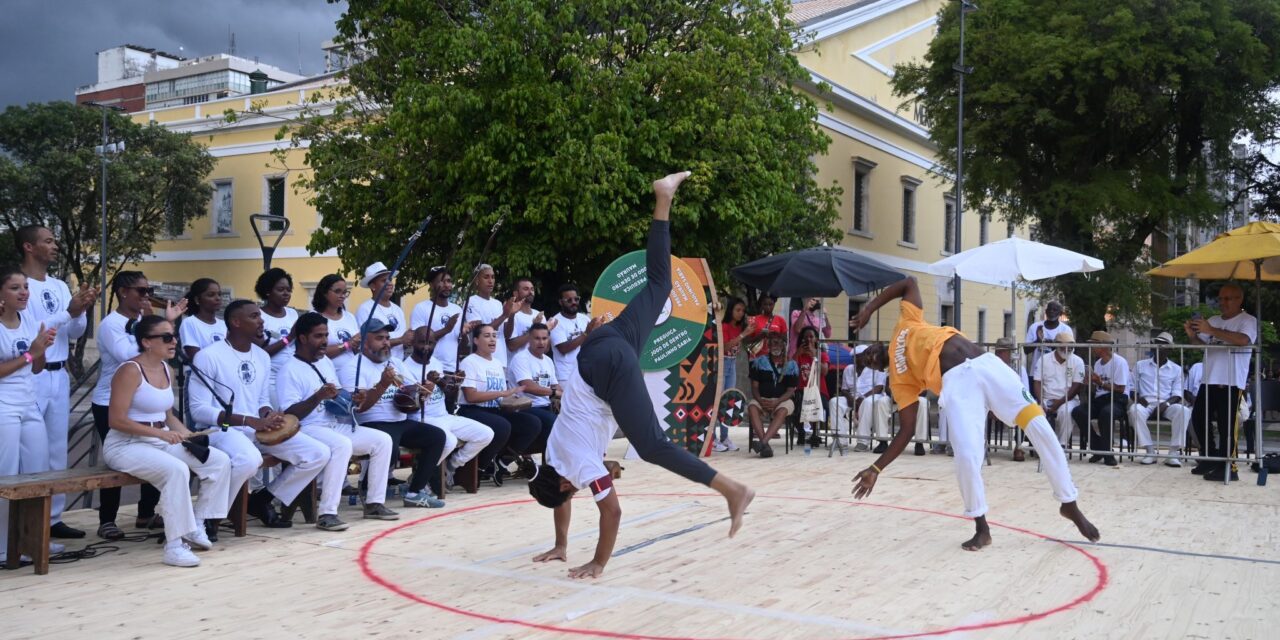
[358,493,1109,640]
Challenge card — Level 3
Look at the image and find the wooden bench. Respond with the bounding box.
[225,455,318,537]
[0,468,144,575]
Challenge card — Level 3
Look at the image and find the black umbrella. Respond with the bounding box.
[731,246,907,297]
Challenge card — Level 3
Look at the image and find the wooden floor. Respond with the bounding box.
[4,429,1279,640]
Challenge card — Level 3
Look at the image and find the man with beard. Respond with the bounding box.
[549,283,602,383]
[189,300,325,532]
[356,262,410,360]
[277,312,399,530]
[411,267,466,409]
[338,320,449,508]
[747,333,799,458]
[505,277,558,358]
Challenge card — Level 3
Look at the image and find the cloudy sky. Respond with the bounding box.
[0,0,347,109]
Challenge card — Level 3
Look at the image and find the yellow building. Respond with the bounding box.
[134,0,1030,342]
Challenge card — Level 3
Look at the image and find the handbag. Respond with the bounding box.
[799,363,825,423]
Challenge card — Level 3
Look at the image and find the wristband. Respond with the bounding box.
[21,352,32,365]
[870,463,883,474]
[343,340,351,352]
[280,336,290,346]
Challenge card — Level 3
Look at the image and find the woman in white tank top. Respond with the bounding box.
[102,316,233,568]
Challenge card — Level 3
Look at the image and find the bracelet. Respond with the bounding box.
[343,340,351,352]
[21,352,32,365]
[870,463,883,474]
[280,335,290,346]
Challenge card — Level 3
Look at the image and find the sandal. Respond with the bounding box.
[97,521,125,541]
[135,515,165,530]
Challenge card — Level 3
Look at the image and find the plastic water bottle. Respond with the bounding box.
[804,440,812,456]
[1258,466,1268,487]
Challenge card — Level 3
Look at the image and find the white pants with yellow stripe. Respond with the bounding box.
[940,353,1079,518]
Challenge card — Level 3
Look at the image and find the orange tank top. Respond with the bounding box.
[888,301,961,408]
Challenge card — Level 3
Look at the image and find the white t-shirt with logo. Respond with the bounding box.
[276,355,340,429]
[402,355,448,420]
[337,353,410,423]
[324,309,361,372]
[187,340,272,429]
[1025,321,1073,380]
[549,313,591,383]
[0,310,40,404]
[545,373,616,501]
[508,349,558,408]
[1089,354,1130,397]
[1032,352,1085,403]
[25,275,86,364]
[457,353,508,408]
[410,300,463,372]
[1198,311,1258,389]
[506,308,539,358]
[179,316,226,351]
[261,306,299,384]
[465,295,508,366]
[355,299,408,361]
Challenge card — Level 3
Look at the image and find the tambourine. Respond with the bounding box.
[253,413,301,446]
[499,395,533,413]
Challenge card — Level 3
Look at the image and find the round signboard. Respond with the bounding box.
[591,250,707,370]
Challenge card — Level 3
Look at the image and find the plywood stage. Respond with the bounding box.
[4,428,1279,640]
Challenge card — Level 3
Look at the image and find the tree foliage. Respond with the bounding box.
[288,0,840,295]
[0,101,215,294]
[893,0,1280,332]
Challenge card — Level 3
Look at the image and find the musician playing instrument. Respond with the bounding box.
[456,323,542,486]
[277,312,399,530]
[190,300,326,530]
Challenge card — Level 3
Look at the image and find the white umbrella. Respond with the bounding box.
[928,237,1104,340]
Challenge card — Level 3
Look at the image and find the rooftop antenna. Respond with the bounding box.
[297,32,303,75]
[229,28,236,56]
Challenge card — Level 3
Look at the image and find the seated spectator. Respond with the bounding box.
[104,315,230,567]
[828,345,889,453]
[1034,332,1086,452]
[456,323,542,484]
[507,322,560,453]
[1128,332,1191,467]
[1071,331,1129,466]
[401,327,494,488]
[746,334,798,458]
[793,326,829,447]
[993,337,1031,461]
[338,319,449,508]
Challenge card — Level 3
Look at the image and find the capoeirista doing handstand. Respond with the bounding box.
[849,276,1101,551]
[527,171,755,579]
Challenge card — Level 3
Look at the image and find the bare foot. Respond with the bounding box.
[652,171,691,199]
[1060,501,1100,542]
[711,475,755,538]
[961,530,992,551]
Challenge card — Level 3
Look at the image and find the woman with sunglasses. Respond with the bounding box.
[0,266,58,565]
[103,315,231,567]
[312,274,362,373]
[92,271,187,540]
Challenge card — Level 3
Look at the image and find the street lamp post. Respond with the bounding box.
[952,0,978,331]
[249,213,291,270]
[83,101,126,320]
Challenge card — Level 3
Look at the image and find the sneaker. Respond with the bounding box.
[722,438,740,452]
[1140,456,1157,465]
[853,443,869,452]
[403,491,446,508]
[1103,456,1118,467]
[363,503,401,520]
[182,528,213,551]
[444,461,458,489]
[712,441,730,453]
[914,442,926,457]
[1164,457,1183,468]
[341,484,359,497]
[316,514,349,532]
[50,522,86,539]
[162,542,200,568]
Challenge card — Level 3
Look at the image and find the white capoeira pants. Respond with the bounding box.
[0,402,48,557]
[1126,402,1190,449]
[423,413,495,468]
[213,425,327,506]
[940,353,1079,518]
[33,369,70,523]
[102,430,231,543]
[301,424,392,514]
[1047,399,1081,446]
[204,427,265,511]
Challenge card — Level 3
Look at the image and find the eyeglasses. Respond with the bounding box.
[329,288,351,297]
[145,333,177,343]
[129,286,156,297]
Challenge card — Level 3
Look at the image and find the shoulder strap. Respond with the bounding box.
[129,360,149,384]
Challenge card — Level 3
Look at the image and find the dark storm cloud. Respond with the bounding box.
[0,0,347,109]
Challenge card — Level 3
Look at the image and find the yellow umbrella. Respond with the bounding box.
[1147,221,1280,281]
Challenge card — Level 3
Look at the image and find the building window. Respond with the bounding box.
[211,180,233,235]
[1003,311,1013,338]
[851,157,876,235]
[943,195,956,255]
[977,309,987,344]
[940,303,954,327]
[900,176,921,246]
[979,211,989,246]
[266,176,287,230]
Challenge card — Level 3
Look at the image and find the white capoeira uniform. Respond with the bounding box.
[1127,357,1191,451]
[1032,351,1085,446]
[102,362,231,544]
[401,354,494,469]
[0,310,51,557]
[277,354,393,514]
[189,340,326,507]
[891,301,1078,519]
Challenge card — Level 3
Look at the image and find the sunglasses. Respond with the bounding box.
[129,286,156,297]
[145,333,177,343]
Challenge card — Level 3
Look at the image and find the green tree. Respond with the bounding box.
[285,0,839,294]
[893,0,1280,332]
[0,101,215,366]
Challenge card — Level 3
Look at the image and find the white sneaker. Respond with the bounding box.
[1165,457,1183,468]
[712,442,730,453]
[722,438,740,452]
[183,528,214,551]
[49,542,66,554]
[162,541,200,568]
[1140,456,1156,465]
